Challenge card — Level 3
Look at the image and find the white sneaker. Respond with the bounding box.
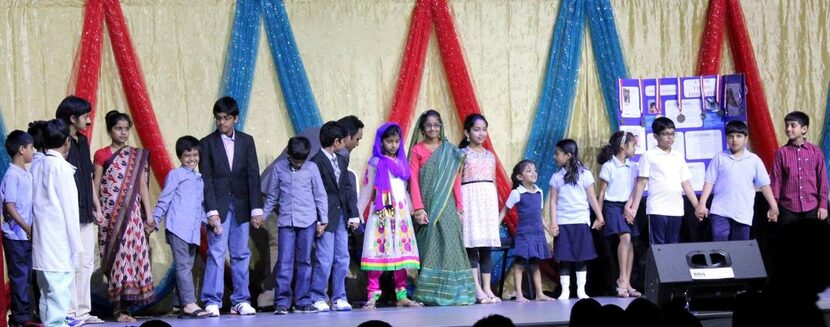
[332,299,352,311]
[312,300,331,312]
[205,304,220,317]
[232,302,257,315]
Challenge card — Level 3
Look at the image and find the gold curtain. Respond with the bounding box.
[1,0,829,298]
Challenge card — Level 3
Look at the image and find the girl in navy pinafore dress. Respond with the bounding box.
[500,160,553,302]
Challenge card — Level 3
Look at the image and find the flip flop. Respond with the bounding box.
[489,296,502,303]
[627,288,642,297]
[476,297,494,304]
[179,309,210,319]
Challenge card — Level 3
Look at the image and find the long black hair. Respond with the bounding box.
[556,139,583,186]
[417,109,443,138]
[459,113,488,148]
[511,159,536,189]
[597,131,635,165]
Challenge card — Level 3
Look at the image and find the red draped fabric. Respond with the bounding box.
[386,0,518,232]
[70,0,174,185]
[696,0,777,168]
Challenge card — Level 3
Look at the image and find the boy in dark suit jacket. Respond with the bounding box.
[308,121,360,312]
[200,97,264,317]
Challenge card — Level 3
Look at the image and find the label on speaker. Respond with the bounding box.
[689,267,735,280]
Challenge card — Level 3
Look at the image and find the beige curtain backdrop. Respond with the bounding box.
[1,0,828,303]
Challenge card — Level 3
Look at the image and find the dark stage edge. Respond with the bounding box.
[95,289,830,327]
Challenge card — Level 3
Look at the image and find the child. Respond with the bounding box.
[500,160,553,303]
[262,136,328,314]
[308,122,358,312]
[31,119,83,327]
[55,96,103,325]
[695,120,779,241]
[629,117,699,245]
[2,130,38,327]
[356,123,421,309]
[770,111,828,223]
[200,97,263,316]
[152,136,212,318]
[549,139,604,300]
[458,114,501,303]
[597,131,640,298]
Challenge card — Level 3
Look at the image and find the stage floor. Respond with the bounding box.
[98,289,830,327]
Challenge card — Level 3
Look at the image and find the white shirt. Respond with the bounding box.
[549,168,595,226]
[599,156,638,202]
[31,150,82,272]
[505,184,544,209]
[639,147,692,216]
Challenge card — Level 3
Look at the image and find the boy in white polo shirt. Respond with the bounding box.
[695,120,779,241]
[629,117,699,244]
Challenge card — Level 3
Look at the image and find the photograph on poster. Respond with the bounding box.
[725,83,744,117]
[621,87,642,118]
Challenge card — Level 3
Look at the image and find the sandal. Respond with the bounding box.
[616,287,630,298]
[396,298,424,308]
[627,288,642,297]
[364,298,378,310]
[476,297,494,304]
[489,296,502,303]
[179,309,211,319]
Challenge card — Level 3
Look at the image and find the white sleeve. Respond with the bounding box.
[638,152,651,178]
[505,190,521,209]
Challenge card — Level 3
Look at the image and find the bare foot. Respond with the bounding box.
[486,290,501,302]
[396,298,424,307]
[116,313,136,323]
[536,294,555,301]
[515,295,529,303]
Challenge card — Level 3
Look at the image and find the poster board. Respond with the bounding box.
[617,74,747,192]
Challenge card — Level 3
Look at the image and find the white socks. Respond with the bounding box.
[576,271,589,299]
[558,276,570,300]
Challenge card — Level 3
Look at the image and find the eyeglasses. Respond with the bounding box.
[658,132,676,138]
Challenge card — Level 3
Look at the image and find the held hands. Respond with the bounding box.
[144,218,156,234]
[591,218,605,230]
[623,206,637,224]
[316,223,327,237]
[208,215,223,235]
[767,205,780,223]
[547,223,559,237]
[413,209,429,225]
[251,215,264,229]
[695,205,709,222]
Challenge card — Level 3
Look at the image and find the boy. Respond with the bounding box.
[695,120,779,241]
[261,136,328,314]
[31,120,83,327]
[308,122,359,312]
[152,136,212,318]
[2,131,40,327]
[55,96,104,325]
[200,96,263,316]
[629,117,699,244]
[770,111,829,223]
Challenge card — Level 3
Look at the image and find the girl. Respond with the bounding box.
[356,123,422,309]
[459,114,501,303]
[597,131,641,298]
[500,160,554,302]
[93,111,155,322]
[408,110,476,306]
[549,139,604,300]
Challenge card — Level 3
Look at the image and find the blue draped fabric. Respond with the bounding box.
[219,0,323,133]
[219,0,263,130]
[821,78,830,186]
[523,0,586,194]
[586,0,629,130]
[262,0,323,133]
[523,0,628,195]
[0,110,10,178]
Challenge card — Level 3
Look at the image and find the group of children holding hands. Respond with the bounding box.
[2,92,826,325]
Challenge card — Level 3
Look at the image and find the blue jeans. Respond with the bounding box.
[4,238,33,324]
[649,215,682,245]
[275,225,316,308]
[202,203,251,306]
[310,217,350,303]
[709,214,751,241]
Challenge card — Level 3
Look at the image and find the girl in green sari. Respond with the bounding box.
[409,110,476,306]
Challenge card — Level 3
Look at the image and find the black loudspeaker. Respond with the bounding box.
[645,240,767,310]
